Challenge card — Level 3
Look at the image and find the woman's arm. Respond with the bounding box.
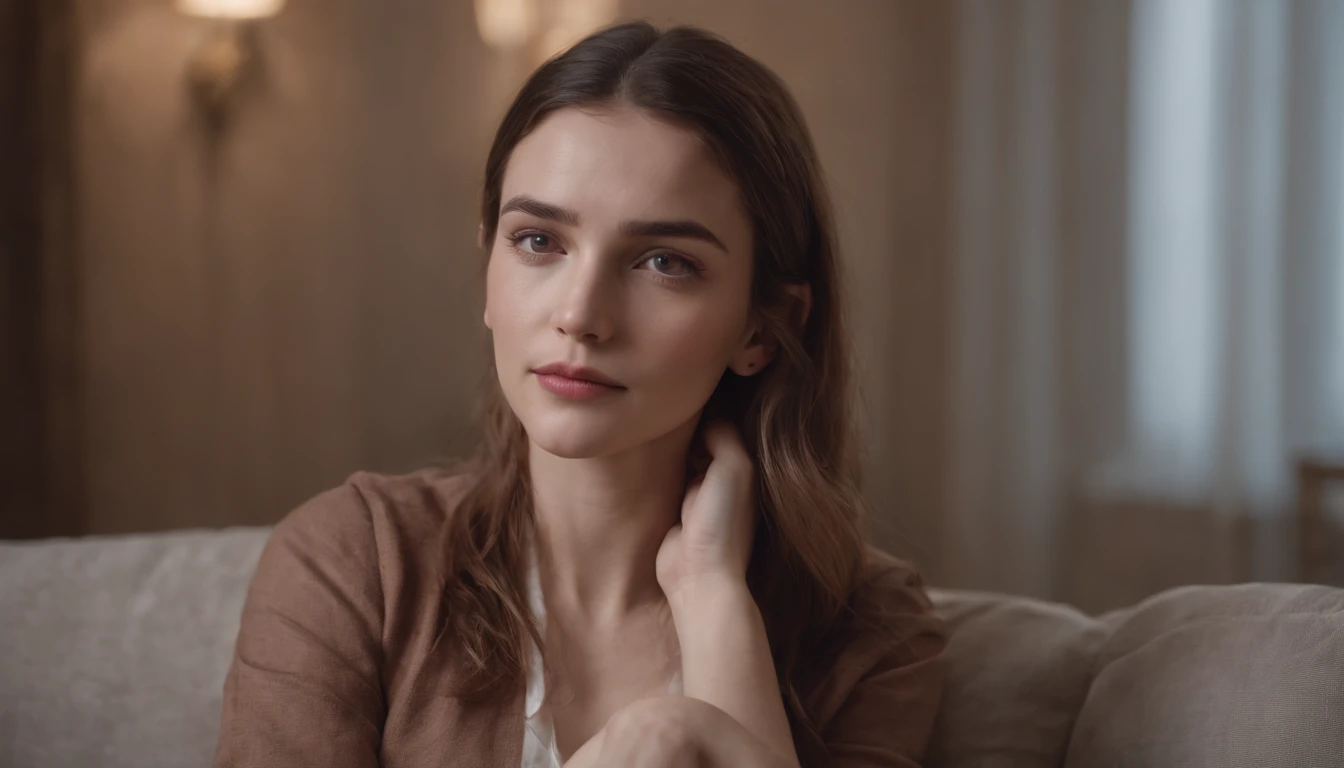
[653,420,800,767]
[670,575,798,767]
[213,485,386,768]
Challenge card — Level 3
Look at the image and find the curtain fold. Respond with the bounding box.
[947,0,1344,604]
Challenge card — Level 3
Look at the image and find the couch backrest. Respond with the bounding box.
[3,529,1342,768]
[1065,583,1344,768]
[1,527,270,768]
[924,588,1107,768]
[928,583,1344,768]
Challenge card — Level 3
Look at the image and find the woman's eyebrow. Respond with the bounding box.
[619,219,727,253]
[499,195,580,226]
[500,194,728,253]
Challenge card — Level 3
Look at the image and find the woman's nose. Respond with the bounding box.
[550,257,616,343]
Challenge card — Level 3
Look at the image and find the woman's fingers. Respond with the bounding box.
[698,420,750,470]
[583,697,705,768]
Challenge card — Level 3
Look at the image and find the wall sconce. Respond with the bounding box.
[474,0,618,62]
[178,0,285,120]
[473,0,537,51]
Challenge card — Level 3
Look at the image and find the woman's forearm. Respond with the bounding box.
[670,577,800,768]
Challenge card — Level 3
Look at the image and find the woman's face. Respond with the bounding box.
[484,105,762,459]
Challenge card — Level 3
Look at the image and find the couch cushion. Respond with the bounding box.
[926,589,1107,768]
[0,527,271,768]
[1064,583,1344,768]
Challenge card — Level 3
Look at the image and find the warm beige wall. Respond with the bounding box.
[73,0,954,582]
[76,0,496,532]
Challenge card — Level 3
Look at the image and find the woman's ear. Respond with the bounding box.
[784,282,812,328]
[727,323,768,376]
[727,282,811,376]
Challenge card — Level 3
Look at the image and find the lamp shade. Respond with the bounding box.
[474,0,536,50]
[177,0,285,19]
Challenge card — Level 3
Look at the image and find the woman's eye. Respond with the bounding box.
[642,252,700,278]
[513,233,562,255]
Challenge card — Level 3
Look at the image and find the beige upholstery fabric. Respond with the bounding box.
[1065,584,1344,768]
[924,589,1106,768]
[2,529,1342,768]
[0,527,270,768]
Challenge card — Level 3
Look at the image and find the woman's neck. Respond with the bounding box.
[528,417,697,624]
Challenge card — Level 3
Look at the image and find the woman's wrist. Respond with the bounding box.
[668,584,800,768]
[667,576,767,695]
[665,571,754,622]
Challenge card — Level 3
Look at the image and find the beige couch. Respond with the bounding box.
[2,527,1341,768]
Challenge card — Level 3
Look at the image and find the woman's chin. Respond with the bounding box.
[511,390,703,460]
[527,429,628,459]
[521,412,637,459]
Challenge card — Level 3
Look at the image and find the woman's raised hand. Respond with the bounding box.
[655,420,757,606]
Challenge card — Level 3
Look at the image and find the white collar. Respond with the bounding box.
[523,537,548,719]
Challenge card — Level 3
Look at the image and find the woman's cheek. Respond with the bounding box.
[487,268,544,348]
[647,311,740,388]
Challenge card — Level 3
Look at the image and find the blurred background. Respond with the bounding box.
[2,0,1342,613]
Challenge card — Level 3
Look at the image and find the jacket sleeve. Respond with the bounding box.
[821,562,947,767]
[213,483,387,768]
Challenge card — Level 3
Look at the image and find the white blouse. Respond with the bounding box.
[520,543,683,768]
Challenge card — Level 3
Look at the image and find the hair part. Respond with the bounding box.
[441,20,870,760]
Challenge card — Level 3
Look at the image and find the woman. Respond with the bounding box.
[213,21,945,768]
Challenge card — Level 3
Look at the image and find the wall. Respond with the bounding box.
[69,1,955,582]
[0,0,45,538]
[2,0,82,540]
[75,0,496,532]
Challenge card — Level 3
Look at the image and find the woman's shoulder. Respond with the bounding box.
[345,464,476,536]
[221,467,479,765]
[276,465,472,538]
[850,545,941,620]
[263,465,476,592]
[803,545,948,739]
[827,545,947,671]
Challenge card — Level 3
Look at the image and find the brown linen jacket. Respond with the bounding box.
[212,468,946,767]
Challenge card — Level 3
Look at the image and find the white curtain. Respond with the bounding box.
[947,0,1344,601]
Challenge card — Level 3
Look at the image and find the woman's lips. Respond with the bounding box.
[534,373,626,401]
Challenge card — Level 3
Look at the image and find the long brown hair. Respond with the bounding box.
[440,20,869,752]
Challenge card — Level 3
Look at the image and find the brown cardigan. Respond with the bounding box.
[212,468,946,767]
